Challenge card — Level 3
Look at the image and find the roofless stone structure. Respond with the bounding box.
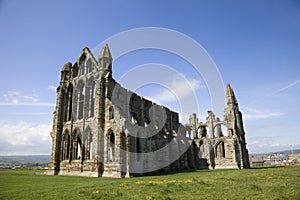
[48,44,250,177]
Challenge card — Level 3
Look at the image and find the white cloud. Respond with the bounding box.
[242,107,284,120]
[48,85,57,92]
[145,75,204,104]
[247,137,300,154]
[0,91,55,107]
[0,121,52,155]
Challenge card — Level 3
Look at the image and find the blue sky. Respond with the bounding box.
[0,0,299,155]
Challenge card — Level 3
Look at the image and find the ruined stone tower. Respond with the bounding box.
[48,44,250,178]
[189,84,250,169]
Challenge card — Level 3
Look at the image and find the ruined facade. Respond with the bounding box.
[48,44,250,178]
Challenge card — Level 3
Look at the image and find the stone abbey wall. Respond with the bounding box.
[47,44,250,178]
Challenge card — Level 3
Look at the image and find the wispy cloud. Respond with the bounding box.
[0,91,55,107]
[3,91,38,104]
[242,107,284,120]
[145,74,204,104]
[278,79,300,92]
[0,121,51,155]
[0,102,55,106]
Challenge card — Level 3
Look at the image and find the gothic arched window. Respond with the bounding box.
[86,58,92,73]
[90,82,96,117]
[109,106,114,120]
[79,55,86,75]
[85,128,93,160]
[76,134,82,160]
[62,130,71,160]
[108,131,115,162]
[216,141,225,158]
[67,84,73,121]
[78,83,85,120]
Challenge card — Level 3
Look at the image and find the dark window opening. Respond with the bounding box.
[78,85,85,120]
[109,106,114,120]
[216,142,225,158]
[61,131,71,161]
[108,132,115,162]
[76,135,82,160]
[67,85,73,121]
[90,83,96,117]
[86,59,92,73]
[84,129,93,160]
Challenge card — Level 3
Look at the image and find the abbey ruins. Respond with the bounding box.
[48,44,250,177]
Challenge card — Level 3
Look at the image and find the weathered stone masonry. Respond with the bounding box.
[48,44,250,178]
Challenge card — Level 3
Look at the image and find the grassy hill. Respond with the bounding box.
[0,166,299,200]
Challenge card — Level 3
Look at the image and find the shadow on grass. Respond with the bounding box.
[249,166,285,170]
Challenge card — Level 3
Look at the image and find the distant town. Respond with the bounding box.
[1,149,299,170]
[250,149,300,167]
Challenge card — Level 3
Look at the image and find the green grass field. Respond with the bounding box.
[0,166,299,200]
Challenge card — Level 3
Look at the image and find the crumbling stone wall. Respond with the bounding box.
[47,44,250,178]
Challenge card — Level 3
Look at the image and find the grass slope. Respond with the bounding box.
[0,166,299,200]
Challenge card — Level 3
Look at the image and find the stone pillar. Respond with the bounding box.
[206,111,215,139]
[51,87,66,175]
[125,129,130,178]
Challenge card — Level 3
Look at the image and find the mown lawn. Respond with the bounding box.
[0,166,299,200]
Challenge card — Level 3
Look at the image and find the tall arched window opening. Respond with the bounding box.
[136,133,141,161]
[89,132,93,160]
[67,84,73,121]
[61,130,71,160]
[78,84,85,120]
[109,106,114,120]
[216,141,225,158]
[85,129,93,160]
[108,131,115,162]
[76,134,82,160]
[80,55,86,75]
[82,61,86,75]
[86,58,92,73]
[90,83,96,117]
[70,130,80,161]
